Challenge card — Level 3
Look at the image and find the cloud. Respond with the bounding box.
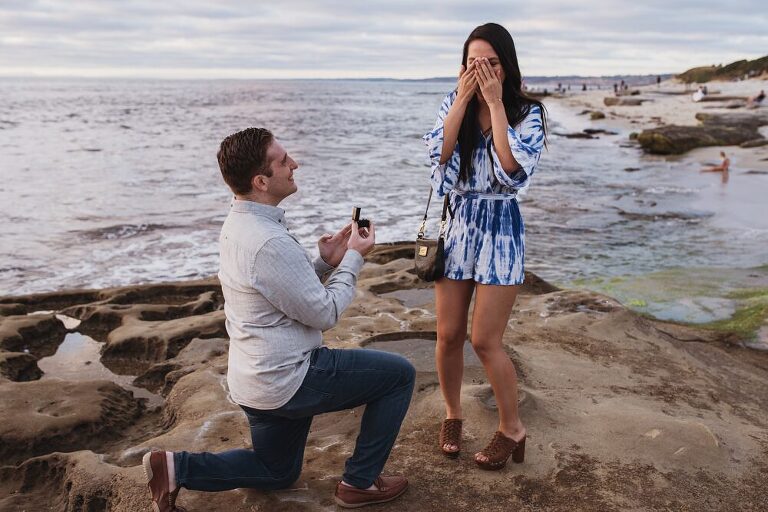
[0,0,765,78]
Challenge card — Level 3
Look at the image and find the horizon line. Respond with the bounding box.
[0,72,679,82]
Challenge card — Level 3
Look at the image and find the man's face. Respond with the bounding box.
[262,139,298,200]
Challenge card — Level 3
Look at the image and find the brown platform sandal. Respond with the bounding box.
[475,431,526,470]
[439,419,463,458]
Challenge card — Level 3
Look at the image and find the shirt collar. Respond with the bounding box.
[230,198,286,224]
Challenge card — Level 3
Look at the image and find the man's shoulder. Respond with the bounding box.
[221,212,291,254]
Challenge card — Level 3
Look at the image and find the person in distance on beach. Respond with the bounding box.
[142,128,415,511]
[423,23,546,470]
[701,151,730,173]
[692,85,708,102]
[747,89,765,108]
[701,151,730,184]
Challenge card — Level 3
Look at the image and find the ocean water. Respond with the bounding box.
[1,78,767,325]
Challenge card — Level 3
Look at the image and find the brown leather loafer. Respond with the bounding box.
[142,451,186,512]
[334,475,408,508]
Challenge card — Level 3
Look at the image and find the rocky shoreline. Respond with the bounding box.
[1,242,767,511]
[637,111,768,155]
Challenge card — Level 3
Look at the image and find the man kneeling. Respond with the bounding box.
[143,128,415,510]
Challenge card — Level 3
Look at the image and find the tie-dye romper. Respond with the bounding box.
[423,90,545,285]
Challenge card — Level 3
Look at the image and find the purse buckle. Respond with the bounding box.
[417,219,427,239]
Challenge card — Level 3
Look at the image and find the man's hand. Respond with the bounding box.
[347,221,375,257]
[318,223,353,267]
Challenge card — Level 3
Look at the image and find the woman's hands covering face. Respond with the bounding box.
[457,58,503,106]
[475,58,503,105]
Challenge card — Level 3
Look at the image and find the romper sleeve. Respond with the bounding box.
[489,104,545,193]
[423,90,461,197]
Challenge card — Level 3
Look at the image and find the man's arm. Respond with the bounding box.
[251,236,364,331]
[313,256,335,279]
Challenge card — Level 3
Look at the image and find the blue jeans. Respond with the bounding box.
[174,347,416,491]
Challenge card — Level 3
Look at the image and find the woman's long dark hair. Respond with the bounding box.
[458,23,547,183]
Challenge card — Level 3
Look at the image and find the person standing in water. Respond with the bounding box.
[423,22,546,470]
[701,151,730,184]
[701,151,730,173]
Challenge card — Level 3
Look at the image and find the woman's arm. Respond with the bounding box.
[440,64,477,164]
[489,100,517,172]
[476,58,518,173]
[423,65,478,196]
[475,58,545,191]
[488,105,545,191]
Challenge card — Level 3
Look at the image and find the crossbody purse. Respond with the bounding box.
[414,188,450,282]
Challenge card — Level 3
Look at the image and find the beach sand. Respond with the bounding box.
[555,77,768,170]
[1,242,767,511]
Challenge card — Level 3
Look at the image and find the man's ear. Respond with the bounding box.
[252,174,269,192]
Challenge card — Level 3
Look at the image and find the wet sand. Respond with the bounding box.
[1,242,767,511]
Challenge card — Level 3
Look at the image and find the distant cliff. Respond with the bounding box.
[677,55,768,83]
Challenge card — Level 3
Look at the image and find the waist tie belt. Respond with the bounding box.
[452,190,518,200]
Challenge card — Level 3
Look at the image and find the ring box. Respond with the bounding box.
[352,207,370,229]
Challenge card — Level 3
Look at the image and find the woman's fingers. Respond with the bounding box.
[475,61,485,83]
[481,60,494,82]
[485,60,497,83]
[475,67,488,88]
[472,73,480,88]
[459,62,475,80]
[478,59,494,83]
[460,71,477,95]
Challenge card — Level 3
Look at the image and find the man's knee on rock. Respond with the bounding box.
[272,469,302,490]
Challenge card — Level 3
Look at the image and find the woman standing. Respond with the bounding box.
[423,23,546,470]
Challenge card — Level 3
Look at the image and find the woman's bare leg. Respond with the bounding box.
[470,283,525,463]
[435,277,475,453]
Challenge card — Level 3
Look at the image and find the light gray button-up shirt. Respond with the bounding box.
[218,199,364,410]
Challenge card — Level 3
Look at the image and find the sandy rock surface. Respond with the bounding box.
[1,242,767,511]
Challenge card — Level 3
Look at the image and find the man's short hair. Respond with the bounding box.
[217,128,274,195]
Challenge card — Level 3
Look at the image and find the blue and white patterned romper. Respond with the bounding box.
[423,90,544,285]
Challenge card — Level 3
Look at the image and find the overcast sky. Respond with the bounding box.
[0,0,765,79]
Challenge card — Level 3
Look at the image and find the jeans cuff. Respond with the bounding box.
[342,472,374,489]
[173,451,185,487]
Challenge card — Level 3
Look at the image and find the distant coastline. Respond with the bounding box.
[4,54,762,85]
[353,73,675,85]
[0,74,674,84]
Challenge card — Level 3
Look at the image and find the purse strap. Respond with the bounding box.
[417,188,450,240]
